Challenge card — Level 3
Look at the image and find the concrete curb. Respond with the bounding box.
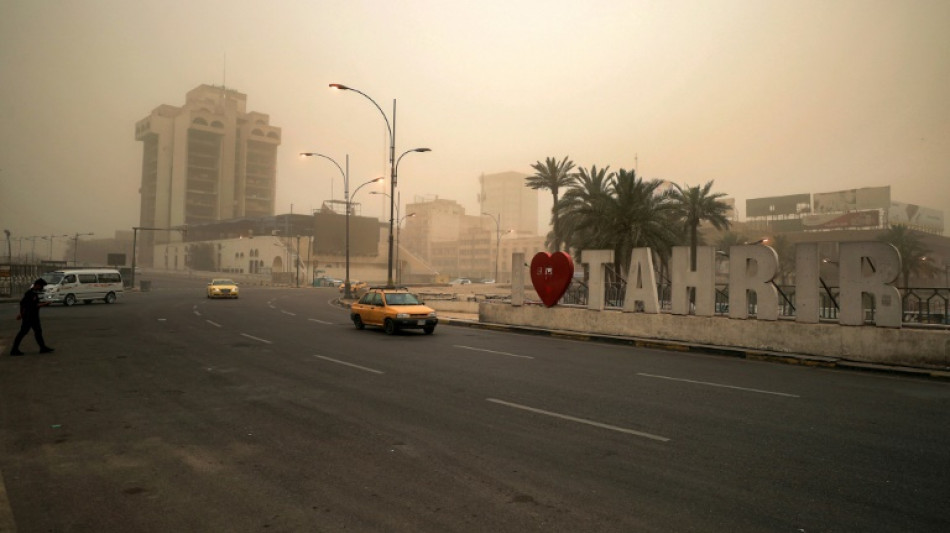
[438,316,950,381]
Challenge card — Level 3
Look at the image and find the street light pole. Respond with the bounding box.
[2,229,10,262]
[301,151,383,299]
[330,83,430,288]
[482,213,502,283]
[72,232,94,266]
[42,234,68,260]
[301,152,351,298]
[397,212,416,285]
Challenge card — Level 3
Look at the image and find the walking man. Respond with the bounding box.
[10,278,54,356]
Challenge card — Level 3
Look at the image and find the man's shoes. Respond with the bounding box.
[10,349,25,356]
[39,347,54,354]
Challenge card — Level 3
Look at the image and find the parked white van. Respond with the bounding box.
[41,269,124,306]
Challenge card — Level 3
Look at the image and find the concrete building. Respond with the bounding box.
[134,84,281,266]
[478,171,538,236]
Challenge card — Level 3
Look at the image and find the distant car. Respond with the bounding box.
[339,280,369,294]
[314,276,341,287]
[350,288,438,335]
[207,278,239,299]
[477,278,495,284]
[449,278,472,285]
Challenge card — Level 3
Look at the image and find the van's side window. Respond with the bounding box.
[99,273,121,283]
[64,274,77,283]
[78,274,97,284]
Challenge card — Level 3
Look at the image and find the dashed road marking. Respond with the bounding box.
[487,398,670,442]
[314,355,384,374]
[454,345,533,359]
[637,373,800,398]
[240,333,272,345]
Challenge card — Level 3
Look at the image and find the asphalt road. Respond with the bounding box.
[1,275,949,532]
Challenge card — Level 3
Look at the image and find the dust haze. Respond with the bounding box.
[2,0,948,254]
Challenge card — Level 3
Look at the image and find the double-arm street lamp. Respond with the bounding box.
[42,234,69,261]
[329,83,430,287]
[301,151,383,299]
[481,213,508,283]
[72,232,94,266]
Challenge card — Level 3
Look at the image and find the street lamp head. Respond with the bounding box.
[329,83,350,91]
[413,148,431,153]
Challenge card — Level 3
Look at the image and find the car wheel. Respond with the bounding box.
[64,294,76,307]
[383,318,397,335]
[423,325,435,335]
[353,315,365,330]
[104,292,116,304]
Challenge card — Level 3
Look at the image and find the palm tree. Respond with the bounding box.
[668,181,732,270]
[877,224,937,289]
[557,164,614,261]
[557,167,677,274]
[526,156,576,252]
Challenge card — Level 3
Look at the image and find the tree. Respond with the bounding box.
[557,164,614,262]
[715,230,746,253]
[526,156,576,252]
[668,181,732,270]
[557,167,677,274]
[877,225,937,289]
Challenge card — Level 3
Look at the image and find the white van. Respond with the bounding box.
[41,269,124,306]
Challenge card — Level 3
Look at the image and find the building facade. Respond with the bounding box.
[134,85,281,265]
[478,171,538,236]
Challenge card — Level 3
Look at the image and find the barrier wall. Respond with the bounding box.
[479,302,950,368]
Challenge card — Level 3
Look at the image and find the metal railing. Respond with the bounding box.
[557,277,950,326]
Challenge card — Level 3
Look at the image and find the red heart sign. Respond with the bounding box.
[530,252,575,307]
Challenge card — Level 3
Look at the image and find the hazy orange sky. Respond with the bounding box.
[2,0,948,252]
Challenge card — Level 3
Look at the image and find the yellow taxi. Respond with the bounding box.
[339,280,369,295]
[207,278,239,299]
[350,287,438,335]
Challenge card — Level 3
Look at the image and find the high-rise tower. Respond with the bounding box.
[134,85,281,264]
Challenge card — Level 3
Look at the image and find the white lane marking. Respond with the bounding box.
[193,307,201,316]
[487,398,670,442]
[454,345,534,359]
[206,320,222,328]
[0,464,17,533]
[268,304,276,309]
[240,333,273,345]
[157,318,167,322]
[314,355,384,374]
[308,318,332,325]
[281,310,296,316]
[637,373,800,398]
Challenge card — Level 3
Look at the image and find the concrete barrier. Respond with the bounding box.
[480,302,950,368]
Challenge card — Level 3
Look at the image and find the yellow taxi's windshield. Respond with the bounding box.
[384,292,421,306]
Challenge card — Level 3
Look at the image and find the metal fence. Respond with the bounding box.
[558,277,950,326]
[0,263,45,299]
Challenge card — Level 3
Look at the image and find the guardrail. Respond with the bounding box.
[559,279,950,326]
